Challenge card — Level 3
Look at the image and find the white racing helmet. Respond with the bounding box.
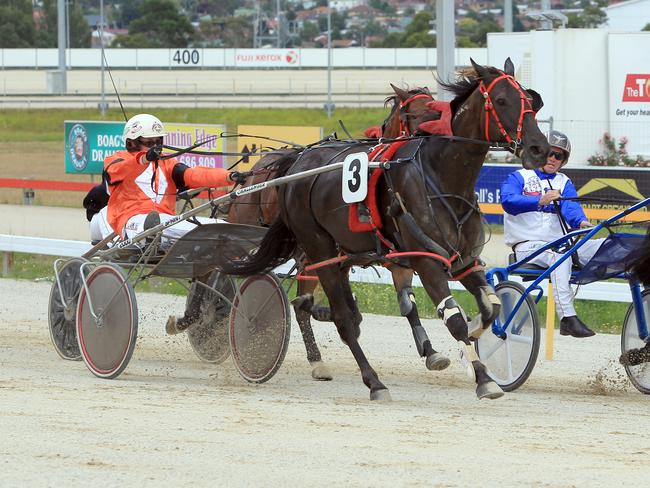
[546,129,571,165]
[123,114,167,141]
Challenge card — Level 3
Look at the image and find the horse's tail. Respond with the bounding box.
[221,218,297,276]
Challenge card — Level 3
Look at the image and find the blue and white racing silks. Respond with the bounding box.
[501,169,587,247]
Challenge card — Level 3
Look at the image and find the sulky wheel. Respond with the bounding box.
[48,258,86,360]
[187,272,236,364]
[475,281,540,392]
[621,289,650,394]
[76,263,138,379]
[229,273,291,384]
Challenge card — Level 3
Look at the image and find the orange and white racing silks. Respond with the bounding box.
[104,150,231,237]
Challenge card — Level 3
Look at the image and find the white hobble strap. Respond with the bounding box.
[488,290,501,306]
[468,316,484,339]
[477,285,500,311]
[458,341,479,381]
[436,295,464,324]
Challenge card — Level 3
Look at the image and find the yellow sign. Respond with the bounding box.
[164,123,226,169]
[236,125,323,171]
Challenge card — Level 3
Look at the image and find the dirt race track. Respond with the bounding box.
[1,278,648,487]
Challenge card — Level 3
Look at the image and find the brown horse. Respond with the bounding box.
[223,59,550,401]
[227,86,454,381]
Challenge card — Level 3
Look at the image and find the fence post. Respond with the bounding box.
[545,282,555,360]
[2,251,13,277]
[23,177,35,205]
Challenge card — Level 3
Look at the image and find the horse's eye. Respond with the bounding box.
[495,98,507,106]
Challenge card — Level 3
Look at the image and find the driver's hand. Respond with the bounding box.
[579,220,592,229]
[145,145,162,162]
[538,189,560,206]
[228,171,252,185]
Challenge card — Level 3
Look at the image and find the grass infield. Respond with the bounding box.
[6,252,628,334]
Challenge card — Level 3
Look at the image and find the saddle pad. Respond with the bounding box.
[348,140,409,233]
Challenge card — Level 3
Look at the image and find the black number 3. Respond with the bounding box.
[348,159,361,192]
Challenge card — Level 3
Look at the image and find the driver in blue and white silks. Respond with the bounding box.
[501,130,603,338]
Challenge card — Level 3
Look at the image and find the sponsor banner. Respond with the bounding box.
[475,164,650,225]
[608,34,650,157]
[233,49,299,68]
[65,121,226,174]
[236,125,323,171]
[64,121,123,174]
[164,123,226,169]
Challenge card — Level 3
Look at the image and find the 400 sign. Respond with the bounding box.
[173,49,200,66]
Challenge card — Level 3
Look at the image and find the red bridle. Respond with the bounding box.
[478,72,535,147]
[398,93,433,135]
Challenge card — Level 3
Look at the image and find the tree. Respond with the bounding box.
[642,23,650,31]
[317,10,346,33]
[567,0,607,28]
[194,0,241,18]
[116,0,195,48]
[197,16,253,48]
[456,13,500,47]
[380,11,434,48]
[0,0,36,48]
[116,1,144,28]
[300,20,320,43]
[37,0,92,48]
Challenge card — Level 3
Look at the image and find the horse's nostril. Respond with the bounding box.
[529,145,544,158]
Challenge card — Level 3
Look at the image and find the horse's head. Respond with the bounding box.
[382,85,440,138]
[447,58,549,169]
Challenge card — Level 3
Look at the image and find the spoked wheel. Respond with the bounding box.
[187,272,236,364]
[229,273,291,383]
[476,281,540,392]
[48,258,85,360]
[76,263,138,379]
[621,289,650,394]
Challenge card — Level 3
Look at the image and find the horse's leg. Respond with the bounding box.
[459,269,501,340]
[315,264,390,401]
[412,259,504,400]
[388,265,450,371]
[290,277,333,381]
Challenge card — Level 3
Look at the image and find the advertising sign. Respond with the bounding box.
[65,121,226,174]
[65,121,123,174]
[608,33,650,158]
[236,125,323,171]
[233,49,300,68]
[475,164,650,225]
[164,123,226,169]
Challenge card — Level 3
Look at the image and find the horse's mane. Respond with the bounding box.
[438,66,501,115]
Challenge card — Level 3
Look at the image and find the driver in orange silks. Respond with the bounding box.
[94,113,246,335]
[104,113,245,241]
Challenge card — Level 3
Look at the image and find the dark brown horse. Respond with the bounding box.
[224,59,550,401]
[227,86,454,381]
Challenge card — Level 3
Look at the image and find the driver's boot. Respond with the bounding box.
[165,275,208,335]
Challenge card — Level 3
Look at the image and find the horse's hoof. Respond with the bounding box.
[290,294,314,313]
[310,361,333,381]
[370,389,392,402]
[426,352,451,371]
[476,381,504,400]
